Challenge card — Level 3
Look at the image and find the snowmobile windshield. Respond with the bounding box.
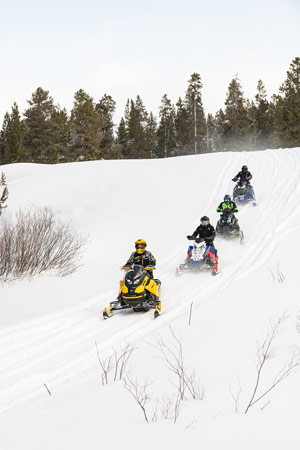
[194,242,206,251]
[221,214,232,223]
[126,265,147,286]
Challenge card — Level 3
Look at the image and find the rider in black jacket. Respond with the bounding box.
[122,239,156,278]
[187,216,217,252]
[232,165,252,184]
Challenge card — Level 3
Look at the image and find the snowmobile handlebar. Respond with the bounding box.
[187,236,204,243]
[121,265,155,271]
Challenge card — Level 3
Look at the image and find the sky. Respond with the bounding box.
[0,0,299,125]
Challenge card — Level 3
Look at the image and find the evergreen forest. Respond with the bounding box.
[1,57,299,164]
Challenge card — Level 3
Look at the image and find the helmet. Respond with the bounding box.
[135,239,147,254]
[242,165,248,172]
[200,216,210,227]
[224,194,231,203]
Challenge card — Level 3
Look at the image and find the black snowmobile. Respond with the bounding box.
[216,210,244,244]
[103,264,162,319]
[233,180,256,206]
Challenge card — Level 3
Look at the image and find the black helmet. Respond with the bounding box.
[224,194,231,202]
[242,165,248,172]
[200,216,210,226]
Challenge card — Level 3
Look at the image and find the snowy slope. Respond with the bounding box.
[1,148,300,450]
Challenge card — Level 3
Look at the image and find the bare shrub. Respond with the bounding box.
[0,207,86,281]
[95,341,136,385]
[153,327,205,401]
[244,314,300,413]
[159,393,182,423]
[95,342,114,385]
[229,379,243,413]
[270,264,285,283]
[295,314,300,336]
[189,301,193,326]
[123,375,152,423]
[0,172,8,216]
[113,343,136,381]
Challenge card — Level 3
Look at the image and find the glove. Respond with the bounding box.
[187,235,194,240]
[145,266,155,271]
[121,266,130,270]
[232,177,237,182]
[195,237,203,244]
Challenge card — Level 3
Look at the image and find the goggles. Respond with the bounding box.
[201,220,209,226]
[135,244,146,249]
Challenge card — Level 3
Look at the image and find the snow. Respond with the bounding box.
[1,148,300,449]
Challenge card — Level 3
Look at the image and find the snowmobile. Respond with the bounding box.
[216,210,245,244]
[103,264,162,319]
[233,180,256,206]
[176,238,219,276]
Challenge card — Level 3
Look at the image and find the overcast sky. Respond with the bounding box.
[1,0,299,125]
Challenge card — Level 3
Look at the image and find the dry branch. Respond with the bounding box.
[95,342,136,385]
[123,375,152,423]
[244,314,300,413]
[95,341,114,385]
[152,327,204,401]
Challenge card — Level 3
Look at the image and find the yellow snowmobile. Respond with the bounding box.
[103,264,162,319]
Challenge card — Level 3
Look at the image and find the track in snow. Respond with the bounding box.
[1,149,300,412]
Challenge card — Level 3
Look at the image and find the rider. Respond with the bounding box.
[121,239,156,278]
[187,216,217,254]
[186,216,218,273]
[217,194,238,214]
[232,165,252,184]
[119,239,160,309]
[216,195,240,234]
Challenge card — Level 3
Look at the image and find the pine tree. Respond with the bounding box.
[253,80,272,149]
[0,104,23,164]
[175,97,190,155]
[274,57,300,147]
[70,89,102,161]
[22,87,57,163]
[247,100,257,149]
[184,73,207,154]
[157,94,176,158]
[0,113,10,164]
[125,96,149,158]
[206,113,217,152]
[213,108,227,151]
[95,94,116,158]
[145,112,158,158]
[0,172,8,216]
[116,117,128,159]
[6,103,23,163]
[223,76,251,150]
[266,96,277,148]
[50,107,71,162]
